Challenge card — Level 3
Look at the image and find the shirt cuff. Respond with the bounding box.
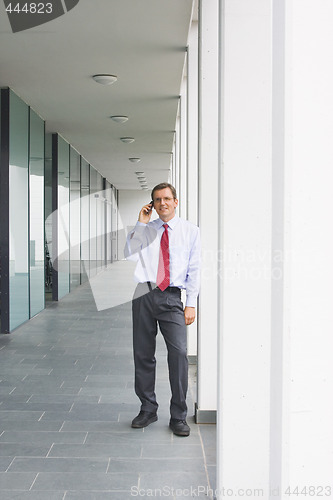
[185,295,197,308]
[136,221,147,227]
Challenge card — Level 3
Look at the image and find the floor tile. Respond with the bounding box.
[0,443,51,457]
[64,492,131,500]
[0,472,36,489]
[31,471,139,490]
[141,443,203,459]
[8,457,109,473]
[0,457,13,472]
[0,492,65,500]
[0,431,87,445]
[48,442,142,458]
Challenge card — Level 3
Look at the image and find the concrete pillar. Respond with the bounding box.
[217,0,333,497]
[217,0,273,494]
[179,79,187,220]
[196,0,219,423]
[187,21,199,227]
[174,114,181,200]
[280,0,333,493]
[186,20,199,360]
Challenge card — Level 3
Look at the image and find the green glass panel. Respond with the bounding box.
[57,136,70,299]
[44,134,53,294]
[105,180,112,265]
[96,172,104,272]
[89,166,97,277]
[80,158,90,283]
[70,147,81,290]
[9,91,29,330]
[29,109,45,317]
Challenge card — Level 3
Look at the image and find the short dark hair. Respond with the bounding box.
[151,183,177,201]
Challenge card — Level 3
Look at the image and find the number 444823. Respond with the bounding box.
[5,3,53,14]
[285,486,332,496]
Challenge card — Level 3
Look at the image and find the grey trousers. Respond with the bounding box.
[132,283,188,420]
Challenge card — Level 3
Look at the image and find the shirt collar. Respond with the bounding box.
[157,213,179,230]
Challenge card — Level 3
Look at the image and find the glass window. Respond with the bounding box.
[111,186,118,262]
[44,134,53,297]
[89,166,97,277]
[29,109,45,317]
[105,180,112,265]
[96,172,104,272]
[70,147,81,291]
[56,135,70,299]
[80,158,90,283]
[9,90,29,330]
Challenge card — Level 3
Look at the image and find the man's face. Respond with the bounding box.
[153,187,178,221]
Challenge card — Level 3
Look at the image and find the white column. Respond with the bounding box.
[174,114,181,201]
[187,21,199,226]
[217,0,273,494]
[179,78,187,220]
[281,0,333,494]
[196,0,219,423]
[186,20,199,360]
[170,136,176,186]
[217,1,333,497]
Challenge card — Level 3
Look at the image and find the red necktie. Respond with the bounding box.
[156,224,170,291]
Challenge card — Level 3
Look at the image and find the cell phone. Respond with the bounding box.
[145,201,154,214]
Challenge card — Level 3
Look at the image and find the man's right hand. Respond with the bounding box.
[138,203,153,224]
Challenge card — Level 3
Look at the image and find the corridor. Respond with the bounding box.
[0,262,216,499]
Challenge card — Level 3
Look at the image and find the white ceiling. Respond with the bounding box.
[0,0,195,190]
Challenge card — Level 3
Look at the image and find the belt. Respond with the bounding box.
[157,286,180,293]
[145,282,180,293]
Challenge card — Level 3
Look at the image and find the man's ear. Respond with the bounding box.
[174,198,179,207]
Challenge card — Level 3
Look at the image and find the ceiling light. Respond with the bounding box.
[135,171,144,175]
[92,74,117,85]
[129,158,141,163]
[120,137,135,144]
[110,115,128,123]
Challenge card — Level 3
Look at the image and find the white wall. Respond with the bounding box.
[282,0,333,490]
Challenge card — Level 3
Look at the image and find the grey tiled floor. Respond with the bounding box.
[0,263,216,499]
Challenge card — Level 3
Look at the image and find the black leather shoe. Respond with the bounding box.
[131,410,158,428]
[169,418,190,436]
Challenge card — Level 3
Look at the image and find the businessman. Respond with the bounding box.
[125,182,200,436]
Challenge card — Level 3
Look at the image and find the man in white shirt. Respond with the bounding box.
[125,183,200,436]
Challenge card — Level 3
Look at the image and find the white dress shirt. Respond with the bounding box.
[124,214,201,307]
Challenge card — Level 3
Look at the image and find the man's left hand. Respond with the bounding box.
[184,306,195,326]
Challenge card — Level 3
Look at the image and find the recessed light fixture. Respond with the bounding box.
[92,74,117,85]
[110,116,129,123]
[129,158,141,163]
[135,172,144,175]
[120,137,135,144]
